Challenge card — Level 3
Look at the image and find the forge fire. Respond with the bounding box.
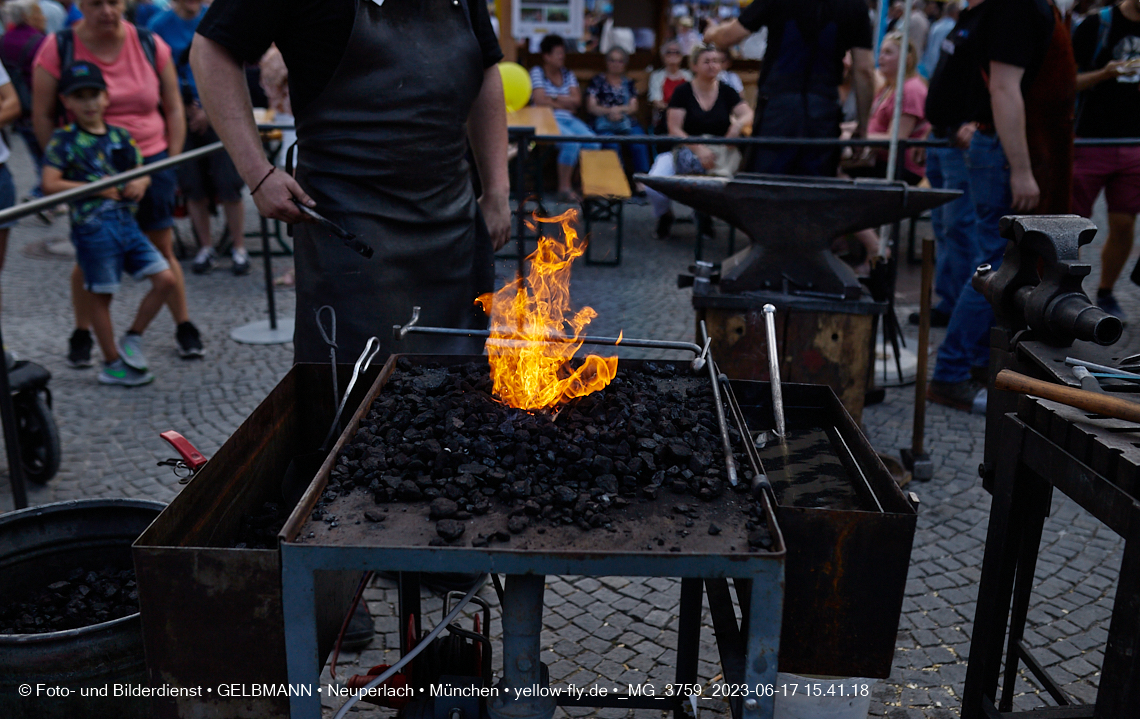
[475,209,619,412]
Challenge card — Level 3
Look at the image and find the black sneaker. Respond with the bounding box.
[655,211,674,240]
[231,249,251,276]
[927,379,980,412]
[176,321,205,359]
[67,329,94,368]
[191,247,216,275]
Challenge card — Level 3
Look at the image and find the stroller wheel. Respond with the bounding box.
[16,391,61,484]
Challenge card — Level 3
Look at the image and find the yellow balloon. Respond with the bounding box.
[498,62,532,113]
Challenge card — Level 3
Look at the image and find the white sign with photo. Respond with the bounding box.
[513,0,584,43]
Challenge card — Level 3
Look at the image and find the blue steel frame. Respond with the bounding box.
[277,356,785,719]
[280,540,785,718]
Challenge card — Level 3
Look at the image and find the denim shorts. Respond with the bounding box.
[72,207,170,294]
[0,165,16,230]
[136,150,177,232]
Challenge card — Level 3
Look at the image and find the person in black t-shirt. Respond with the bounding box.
[644,44,752,240]
[925,0,1058,412]
[704,0,875,176]
[1070,0,1140,321]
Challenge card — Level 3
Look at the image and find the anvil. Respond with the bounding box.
[635,173,961,299]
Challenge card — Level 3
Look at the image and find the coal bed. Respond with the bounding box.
[0,566,139,634]
[293,357,773,553]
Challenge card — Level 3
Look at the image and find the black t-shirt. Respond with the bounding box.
[197,0,503,116]
[738,0,872,96]
[1073,6,1140,138]
[925,0,1053,130]
[668,82,743,136]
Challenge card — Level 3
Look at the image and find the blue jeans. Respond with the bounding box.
[595,118,651,174]
[136,151,177,232]
[933,132,1012,384]
[750,92,841,176]
[926,145,976,316]
[554,114,601,167]
[72,207,170,294]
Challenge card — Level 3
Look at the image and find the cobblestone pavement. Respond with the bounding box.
[0,134,1134,718]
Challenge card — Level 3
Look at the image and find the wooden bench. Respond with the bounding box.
[580,149,631,266]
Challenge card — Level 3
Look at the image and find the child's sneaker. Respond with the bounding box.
[176,321,205,359]
[118,332,148,371]
[67,329,94,368]
[98,358,154,387]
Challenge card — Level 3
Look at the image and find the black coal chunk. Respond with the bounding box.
[436,520,466,541]
[429,498,459,519]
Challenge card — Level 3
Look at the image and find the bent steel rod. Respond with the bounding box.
[0,141,225,226]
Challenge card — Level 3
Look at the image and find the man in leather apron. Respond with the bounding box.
[191,0,511,364]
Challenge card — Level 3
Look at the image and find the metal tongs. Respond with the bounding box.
[292,198,374,258]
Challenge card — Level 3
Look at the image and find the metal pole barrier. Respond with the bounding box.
[230,210,295,344]
[902,237,935,481]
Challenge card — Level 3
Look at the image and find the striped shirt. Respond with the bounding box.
[530,66,579,120]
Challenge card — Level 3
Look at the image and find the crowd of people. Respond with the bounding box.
[0,0,1131,409]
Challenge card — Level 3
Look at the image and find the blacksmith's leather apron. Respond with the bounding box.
[292,0,493,363]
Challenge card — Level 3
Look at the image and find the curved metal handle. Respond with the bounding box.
[321,337,383,450]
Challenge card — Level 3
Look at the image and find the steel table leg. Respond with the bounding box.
[963,418,1031,719]
[743,566,782,719]
[1096,524,1140,717]
[489,574,555,719]
[283,554,322,718]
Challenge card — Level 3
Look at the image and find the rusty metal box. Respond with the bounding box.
[133,363,377,718]
[729,379,917,679]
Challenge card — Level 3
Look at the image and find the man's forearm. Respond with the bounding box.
[990,77,1032,174]
[705,19,750,49]
[468,66,510,198]
[190,35,273,185]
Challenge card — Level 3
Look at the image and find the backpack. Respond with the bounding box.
[54,27,160,125]
[3,32,45,124]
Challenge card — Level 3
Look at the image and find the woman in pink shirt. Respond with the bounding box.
[863,31,931,185]
[31,0,197,365]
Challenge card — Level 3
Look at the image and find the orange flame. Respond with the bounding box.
[475,209,618,411]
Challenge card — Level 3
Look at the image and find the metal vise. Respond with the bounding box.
[973,215,1122,347]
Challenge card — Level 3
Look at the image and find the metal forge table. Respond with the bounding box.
[278,355,787,719]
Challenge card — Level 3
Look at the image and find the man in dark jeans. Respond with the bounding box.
[924,0,1058,411]
[704,0,875,176]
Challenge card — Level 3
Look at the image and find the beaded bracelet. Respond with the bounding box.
[250,166,276,196]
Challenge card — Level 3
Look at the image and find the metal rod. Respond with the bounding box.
[885,0,913,184]
[700,321,738,487]
[913,238,934,457]
[831,427,885,514]
[762,305,786,440]
[260,215,277,331]
[0,141,225,227]
[1064,357,1140,380]
[513,128,533,282]
[395,311,703,358]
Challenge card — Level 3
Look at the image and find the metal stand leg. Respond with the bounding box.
[1097,532,1140,717]
[398,572,422,656]
[489,574,556,719]
[0,319,27,509]
[675,579,703,719]
[230,215,296,344]
[282,556,322,718]
[963,418,1030,719]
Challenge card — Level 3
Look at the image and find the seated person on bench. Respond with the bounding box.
[586,47,649,185]
[645,43,751,240]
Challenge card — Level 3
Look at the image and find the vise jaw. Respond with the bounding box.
[972,215,1122,347]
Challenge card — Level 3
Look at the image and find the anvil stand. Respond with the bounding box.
[640,173,959,423]
[962,216,1135,718]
